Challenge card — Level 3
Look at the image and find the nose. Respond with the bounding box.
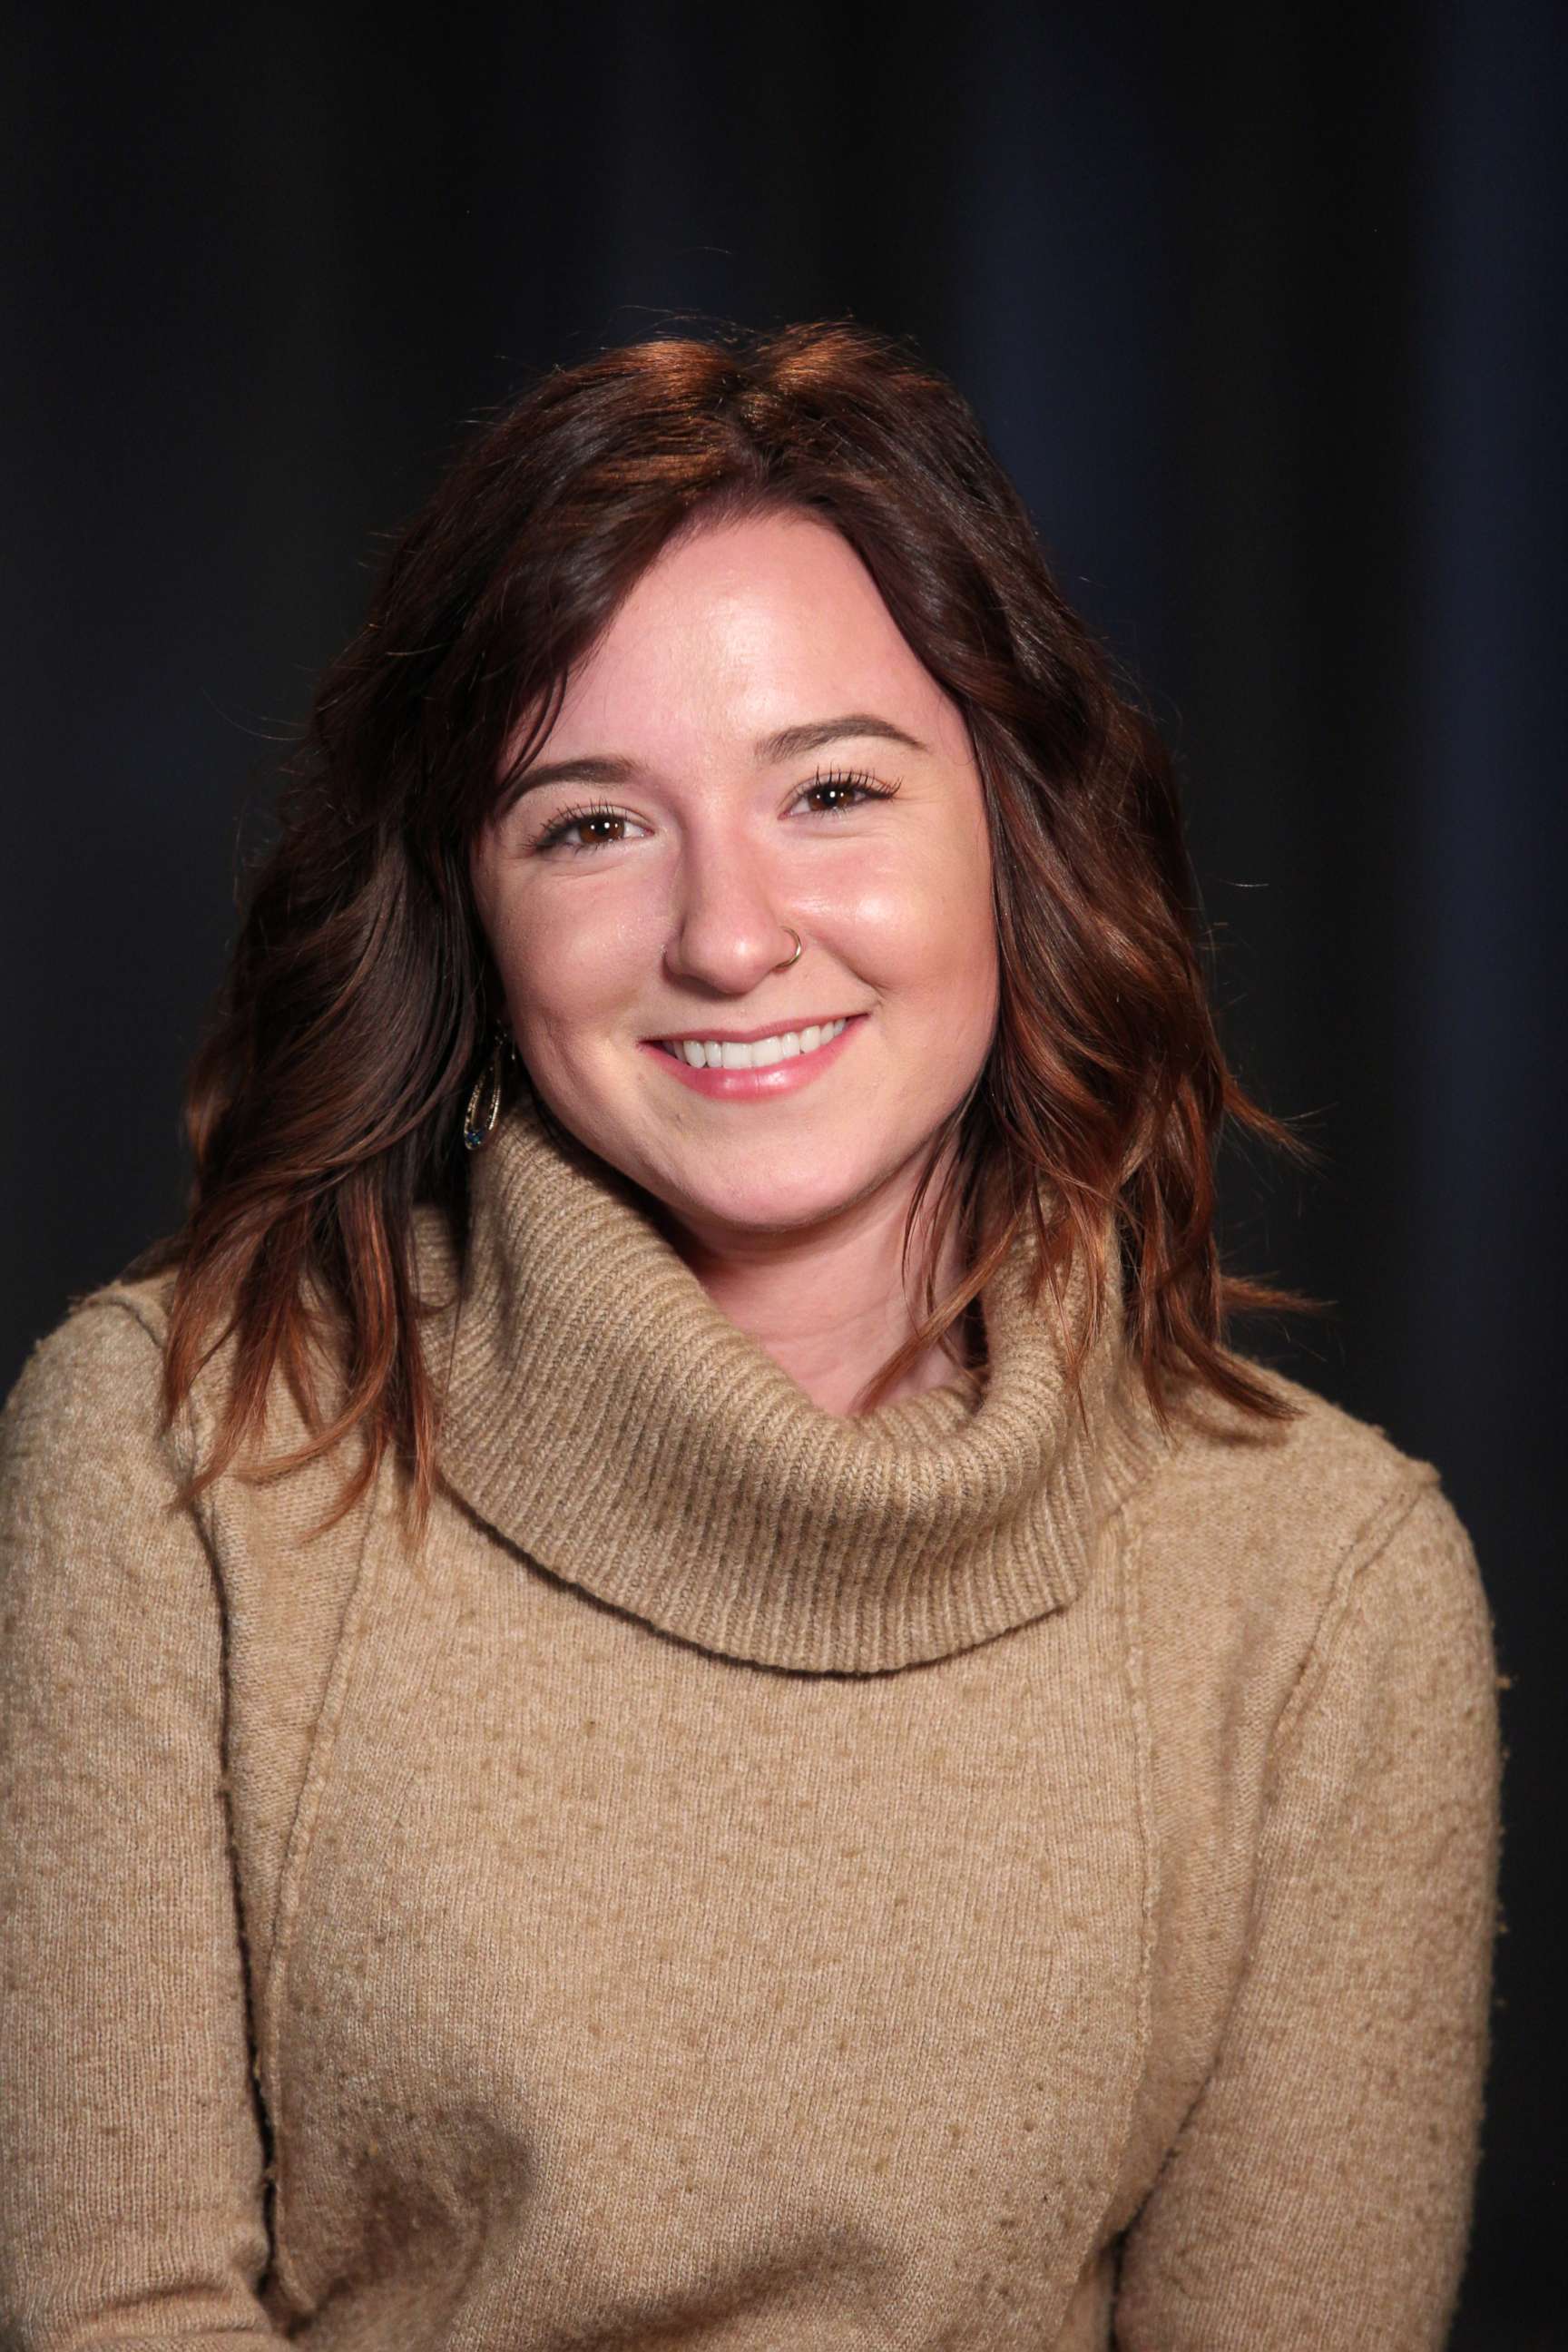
[662,829,797,995]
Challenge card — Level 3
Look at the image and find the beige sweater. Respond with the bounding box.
[0,1101,1502,2349]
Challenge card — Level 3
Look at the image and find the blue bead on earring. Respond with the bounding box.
[463,1029,512,1153]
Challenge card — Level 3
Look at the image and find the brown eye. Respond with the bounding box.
[534,802,637,854]
[794,768,902,818]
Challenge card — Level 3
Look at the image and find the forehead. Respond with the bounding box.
[532,510,965,766]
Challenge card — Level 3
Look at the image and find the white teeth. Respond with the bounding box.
[663,1017,849,1071]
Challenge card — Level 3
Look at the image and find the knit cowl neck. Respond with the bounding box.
[433,1097,1161,1677]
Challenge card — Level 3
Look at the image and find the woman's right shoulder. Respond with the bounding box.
[5,1208,460,1540]
[1,1269,190,1501]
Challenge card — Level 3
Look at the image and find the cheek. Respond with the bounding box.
[485,881,655,1041]
[832,834,997,1025]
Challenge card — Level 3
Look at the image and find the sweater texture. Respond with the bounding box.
[0,1099,1503,2348]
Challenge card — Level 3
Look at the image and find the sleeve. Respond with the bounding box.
[1113,1475,1504,2352]
[0,1300,282,2345]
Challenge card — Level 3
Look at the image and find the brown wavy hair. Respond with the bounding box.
[145,318,1322,1535]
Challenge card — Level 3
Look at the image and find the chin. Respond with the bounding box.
[651,1150,904,1241]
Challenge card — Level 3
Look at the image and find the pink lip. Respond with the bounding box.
[638,1014,866,1099]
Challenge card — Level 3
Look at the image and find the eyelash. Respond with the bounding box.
[530,768,902,856]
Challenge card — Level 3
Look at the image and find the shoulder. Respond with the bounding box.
[5,1199,461,1463]
[1,1275,243,1759]
[1122,1352,1487,1709]
[2,1269,182,1473]
[0,1272,211,1624]
[1135,1352,1454,1558]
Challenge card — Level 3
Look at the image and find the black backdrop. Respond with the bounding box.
[5,5,1563,2341]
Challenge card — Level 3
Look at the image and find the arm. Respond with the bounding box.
[0,1300,282,2345]
[1114,1476,1504,2350]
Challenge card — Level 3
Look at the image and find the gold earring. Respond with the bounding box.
[463,1028,512,1153]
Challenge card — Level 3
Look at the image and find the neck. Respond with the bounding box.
[649,1147,974,1416]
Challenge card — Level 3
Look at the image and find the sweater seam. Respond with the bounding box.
[257,1463,383,2318]
[72,1286,191,1467]
[1266,1463,1443,1770]
[1089,1504,1160,2281]
[86,1288,382,2316]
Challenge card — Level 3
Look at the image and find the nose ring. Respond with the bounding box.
[780,926,803,968]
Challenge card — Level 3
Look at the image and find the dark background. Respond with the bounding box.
[4,3,1562,2341]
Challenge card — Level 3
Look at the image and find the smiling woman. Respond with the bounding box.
[149,321,1327,1491]
[0,324,1501,2347]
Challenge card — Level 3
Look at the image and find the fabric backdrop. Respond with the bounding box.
[4,5,1562,2341]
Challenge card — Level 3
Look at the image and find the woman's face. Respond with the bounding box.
[469,509,999,1246]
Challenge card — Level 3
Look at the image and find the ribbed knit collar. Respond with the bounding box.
[433,1098,1160,1676]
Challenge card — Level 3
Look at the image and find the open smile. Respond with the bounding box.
[638,1013,866,1098]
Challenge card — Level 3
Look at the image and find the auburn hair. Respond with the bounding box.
[144,319,1322,1535]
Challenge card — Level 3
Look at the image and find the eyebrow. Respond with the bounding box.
[496,712,928,811]
[754,713,928,764]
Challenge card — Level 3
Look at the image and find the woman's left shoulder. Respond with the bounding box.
[1118,1355,1489,1687]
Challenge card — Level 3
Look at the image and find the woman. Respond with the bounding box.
[0,323,1500,2347]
